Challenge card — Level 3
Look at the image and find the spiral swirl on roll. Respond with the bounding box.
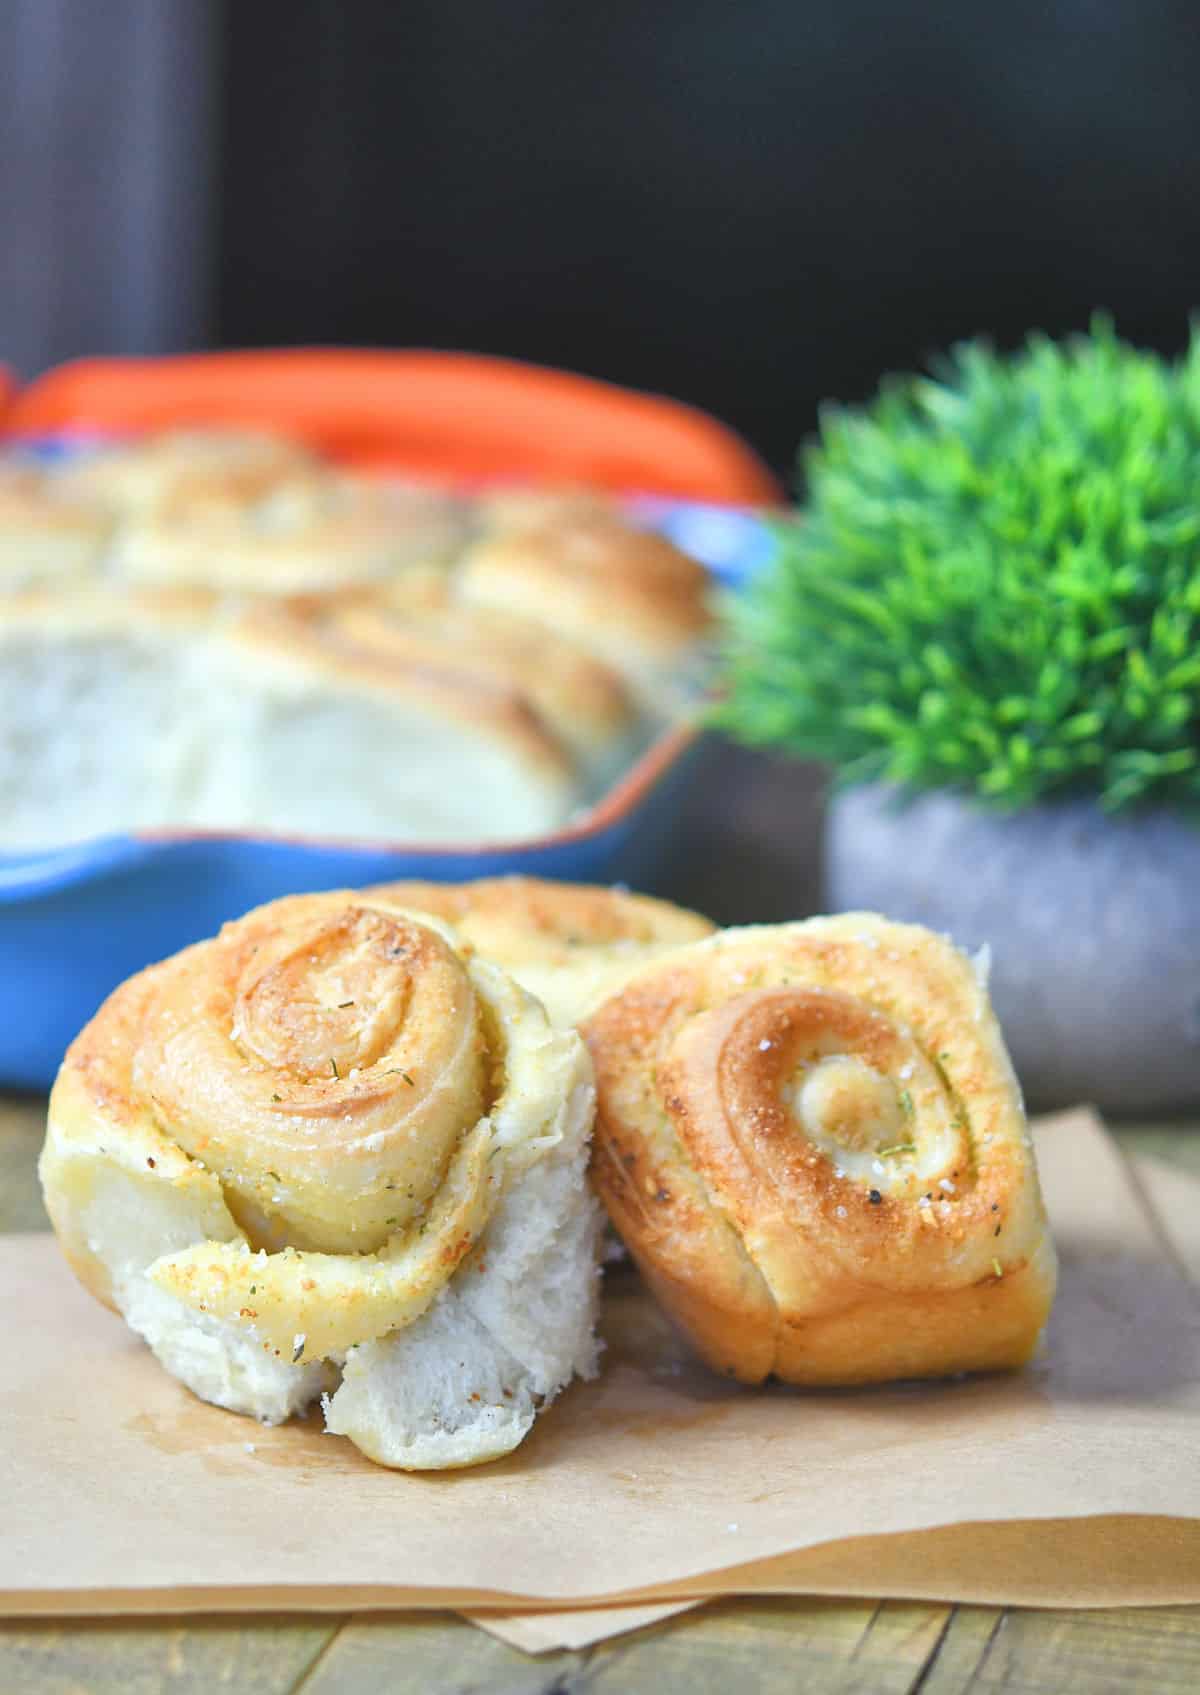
[42,891,590,1371]
[583,913,1057,1385]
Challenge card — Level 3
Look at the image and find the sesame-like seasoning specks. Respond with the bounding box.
[292,1334,306,1362]
[835,1205,847,1218]
[868,1188,882,1204]
[938,1178,956,1193]
[992,1258,1003,1278]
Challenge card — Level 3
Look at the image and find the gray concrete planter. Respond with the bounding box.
[825,784,1200,1113]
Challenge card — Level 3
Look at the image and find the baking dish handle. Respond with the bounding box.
[4,348,782,506]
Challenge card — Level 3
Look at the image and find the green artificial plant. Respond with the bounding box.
[718,319,1200,811]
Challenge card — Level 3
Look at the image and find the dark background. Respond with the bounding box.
[219,0,1200,477]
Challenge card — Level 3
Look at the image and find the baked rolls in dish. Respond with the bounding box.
[225,593,580,837]
[109,468,467,592]
[268,580,641,786]
[459,507,713,711]
[0,589,217,848]
[0,426,715,846]
[0,461,112,586]
[40,891,602,1469]
[0,589,578,848]
[365,876,717,1027]
[56,427,320,517]
[54,427,465,590]
[583,913,1057,1385]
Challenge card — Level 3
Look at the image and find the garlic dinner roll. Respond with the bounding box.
[227,592,579,835]
[283,579,640,783]
[583,914,1057,1385]
[0,588,578,848]
[40,891,602,1469]
[365,876,717,1027]
[458,508,713,711]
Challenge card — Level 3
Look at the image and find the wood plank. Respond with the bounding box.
[0,1615,337,1695]
[583,1598,951,1694]
[292,1611,582,1694]
[920,1605,1200,1694]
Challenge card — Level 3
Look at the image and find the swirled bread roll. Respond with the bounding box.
[458,508,713,711]
[583,913,1057,1385]
[270,581,640,785]
[0,461,112,586]
[224,595,579,835]
[365,876,717,1027]
[40,891,602,1468]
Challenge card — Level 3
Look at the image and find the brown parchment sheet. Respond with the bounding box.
[2,1109,1198,1643]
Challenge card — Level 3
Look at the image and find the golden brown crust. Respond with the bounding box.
[0,584,219,637]
[0,462,113,584]
[473,485,618,534]
[292,580,637,767]
[457,509,713,693]
[42,889,589,1363]
[56,428,319,516]
[583,914,1057,1385]
[110,466,465,591]
[56,894,487,1256]
[363,876,716,1027]
[226,595,577,796]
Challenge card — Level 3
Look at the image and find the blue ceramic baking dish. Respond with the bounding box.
[0,497,773,1088]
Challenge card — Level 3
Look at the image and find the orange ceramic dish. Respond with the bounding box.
[6,348,781,505]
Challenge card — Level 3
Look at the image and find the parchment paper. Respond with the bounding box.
[2,1110,1198,1647]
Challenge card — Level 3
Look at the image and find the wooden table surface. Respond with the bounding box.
[3,745,1199,1694]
